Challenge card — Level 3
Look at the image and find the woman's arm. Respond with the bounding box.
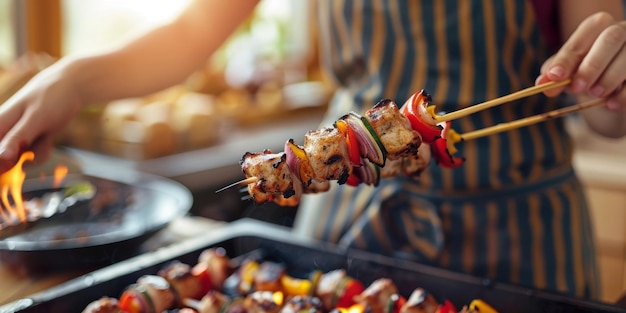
[536,0,626,138]
[0,0,258,170]
[69,0,259,104]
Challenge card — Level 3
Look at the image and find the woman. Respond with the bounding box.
[0,0,624,299]
[295,1,626,300]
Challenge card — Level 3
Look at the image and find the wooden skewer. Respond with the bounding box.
[459,97,605,141]
[435,79,572,123]
[215,176,259,193]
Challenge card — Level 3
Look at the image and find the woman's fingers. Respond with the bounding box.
[538,12,626,106]
[543,12,615,86]
[29,134,54,166]
[535,73,566,97]
[587,24,626,98]
[0,107,42,173]
[607,83,626,111]
[0,103,27,173]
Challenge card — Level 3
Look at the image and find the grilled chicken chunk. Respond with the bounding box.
[365,100,422,160]
[189,290,231,313]
[399,288,439,313]
[303,127,352,184]
[196,247,235,292]
[241,150,297,203]
[280,296,324,313]
[401,144,431,177]
[244,290,283,313]
[159,261,206,302]
[354,278,400,313]
[380,144,431,178]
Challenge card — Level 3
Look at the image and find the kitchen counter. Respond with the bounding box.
[567,116,626,190]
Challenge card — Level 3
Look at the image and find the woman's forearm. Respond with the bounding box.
[64,0,259,105]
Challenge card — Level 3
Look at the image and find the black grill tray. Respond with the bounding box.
[1,218,624,313]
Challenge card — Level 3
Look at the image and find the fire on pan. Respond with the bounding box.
[0,151,97,240]
[0,151,193,273]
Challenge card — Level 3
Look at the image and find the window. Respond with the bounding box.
[0,0,16,65]
[60,0,308,65]
[61,0,193,55]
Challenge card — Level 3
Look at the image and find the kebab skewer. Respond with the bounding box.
[234,91,431,206]
[227,81,605,206]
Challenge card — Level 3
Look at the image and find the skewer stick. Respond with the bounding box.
[459,97,604,141]
[215,176,259,193]
[435,79,572,123]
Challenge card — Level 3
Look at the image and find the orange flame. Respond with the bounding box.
[0,152,69,227]
[53,165,68,188]
[0,151,35,224]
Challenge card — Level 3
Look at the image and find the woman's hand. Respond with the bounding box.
[0,59,84,173]
[536,12,626,111]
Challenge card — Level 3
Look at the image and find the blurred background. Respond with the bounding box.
[0,0,332,227]
[1,0,626,304]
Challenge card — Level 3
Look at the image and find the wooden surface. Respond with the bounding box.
[0,216,225,306]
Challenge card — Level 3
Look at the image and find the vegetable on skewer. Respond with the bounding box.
[433,97,606,169]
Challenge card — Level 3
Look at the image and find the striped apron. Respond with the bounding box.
[294,0,600,299]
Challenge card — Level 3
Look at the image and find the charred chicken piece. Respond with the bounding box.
[400,144,431,177]
[119,275,177,313]
[379,144,431,179]
[244,290,284,313]
[159,260,210,302]
[241,150,297,204]
[303,127,352,184]
[315,269,365,311]
[254,261,286,292]
[365,99,422,161]
[185,290,232,313]
[399,288,439,313]
[280,295,324,313]
[354,278,401,313]
[195,247,235,292]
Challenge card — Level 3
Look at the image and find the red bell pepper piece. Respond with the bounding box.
[335,278,365,309]
[335,119,363,167]
[191,263,213,299]
[430,121,465,168]
[345,174,361,187]
[400,90,442,144]
[118,284,155,313]
[435,300,458,313]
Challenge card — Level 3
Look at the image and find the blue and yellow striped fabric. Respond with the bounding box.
[296,0,600,299]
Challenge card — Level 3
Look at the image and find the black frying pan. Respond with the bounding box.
[0,167,193,274]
